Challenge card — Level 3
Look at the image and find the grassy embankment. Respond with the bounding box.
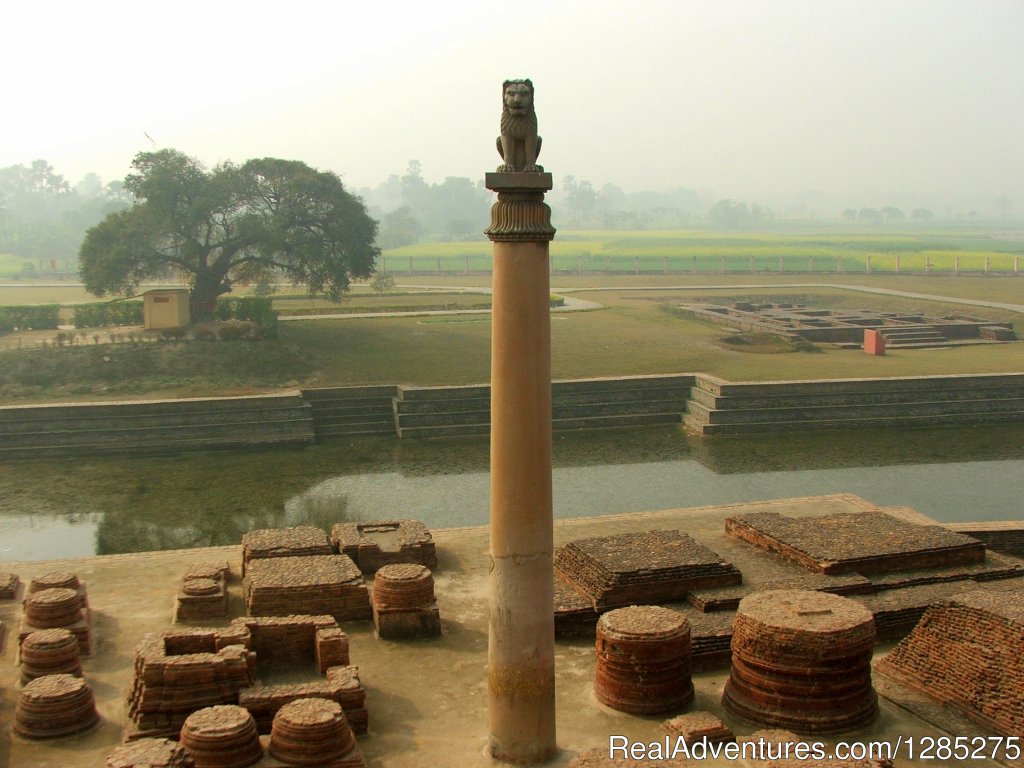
[1,228,1022,402]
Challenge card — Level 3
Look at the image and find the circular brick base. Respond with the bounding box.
[594,605,694,714]
[722,590,877,733]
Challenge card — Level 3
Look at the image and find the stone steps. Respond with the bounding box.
[392,374,694,439]
[684,373,1024,435]
[301,386,399,439]
[0,394,315,457]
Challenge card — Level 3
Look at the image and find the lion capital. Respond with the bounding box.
[496,79,543,173]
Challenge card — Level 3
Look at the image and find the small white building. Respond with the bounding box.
[143,289,191,330]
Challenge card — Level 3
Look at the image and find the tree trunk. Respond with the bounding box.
[190,275,227,322]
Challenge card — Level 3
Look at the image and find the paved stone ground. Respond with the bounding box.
[0,494,1013,768]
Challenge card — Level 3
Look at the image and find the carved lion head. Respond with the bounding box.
[502,79,535,117]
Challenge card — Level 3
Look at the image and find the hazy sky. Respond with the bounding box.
[4,0,1023,214]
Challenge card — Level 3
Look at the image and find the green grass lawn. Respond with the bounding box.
[0,258,1021,403]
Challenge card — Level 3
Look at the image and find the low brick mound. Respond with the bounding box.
[241,526,333,575]
[20,627,82,683]
[239,665,368,735]
[725,510,985,575]
[875,589,1024,739]
[227,616,349,673]
[0,571,20,599]
[245,555,370,622]
[372,564,440,639]
[14,673,100,740]
[268,698,365,767]
[688,573,872,613]
[30,570,84,593]
[595,605,694,714]
[126,630,257,741]
[687,610,736,670]
[857,582,969,640]
[866,549,1023,589]
[179,705,263,768]
[723,590,877,734]
[176,561,232,623]
[555,530,741,610]
[19,586,92,655]
[661,710,734,745]
[331,519,438,574]
[554,576,600,638]
[106,737,196,768]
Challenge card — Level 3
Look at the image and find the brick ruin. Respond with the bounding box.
[554,529,741,610]
[331,519,438,574]
[244,555,371,622]
[371,563,441,639]
[0,571,20,599]
[105,737,195,768]
[875,589,1024,739]
[175,561,231,623]
[661,710,735,746]
[677,301,1016,349]
[267,697,365,768]
[15,672,100,740]
[179,705,263,768]
[18,570,93,655]
[124,615,366,742]
[241,526,334,576]
[594,605,694,715]
[725,510,985,574]
[20,627,82,683]
[722,590,878,734]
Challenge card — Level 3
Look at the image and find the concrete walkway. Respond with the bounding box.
[278,294,602,322]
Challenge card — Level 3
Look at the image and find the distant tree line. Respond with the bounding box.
[0,160,131,273]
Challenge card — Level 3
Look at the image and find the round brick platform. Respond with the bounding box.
[180,705,263,768]
[30,571,81,592]
[106,737,196,767]
[20,628,82,683]
[722,589,878,733]
[14,673,100,739]
[594,605,694,714]
[24,587,83,629]
[372,564,435,608]
[182,578,221,597]
[269,697,357,765]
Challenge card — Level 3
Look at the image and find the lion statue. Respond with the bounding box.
[496,79,542,172]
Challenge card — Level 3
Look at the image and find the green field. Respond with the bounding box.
[381,229,1024,274]
[1,273,1021,403]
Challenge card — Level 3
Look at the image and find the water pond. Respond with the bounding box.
[2,423,1022,562]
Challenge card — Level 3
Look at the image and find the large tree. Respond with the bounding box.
[79,149,379,318]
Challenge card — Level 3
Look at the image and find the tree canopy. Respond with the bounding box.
[79,149,379,316]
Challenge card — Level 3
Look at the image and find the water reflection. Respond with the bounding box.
[1,423,1022,562]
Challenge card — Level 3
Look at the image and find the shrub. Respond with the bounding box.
[217,320,264,341]
[0,304,60,331]
[193,324,217,341]
[72,300,144,329]
[216,296,277,337]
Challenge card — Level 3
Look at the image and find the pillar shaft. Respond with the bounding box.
[486,172,556,764]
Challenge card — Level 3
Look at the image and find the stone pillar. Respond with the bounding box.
[485,167,557,764]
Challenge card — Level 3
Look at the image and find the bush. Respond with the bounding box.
[217,320,265,341]
[216,296,277,337]
[193,324,217,341]
[72,301,144,329]
[0,304,61,332]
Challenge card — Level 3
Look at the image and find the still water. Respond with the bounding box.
[1,423,1022,562]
